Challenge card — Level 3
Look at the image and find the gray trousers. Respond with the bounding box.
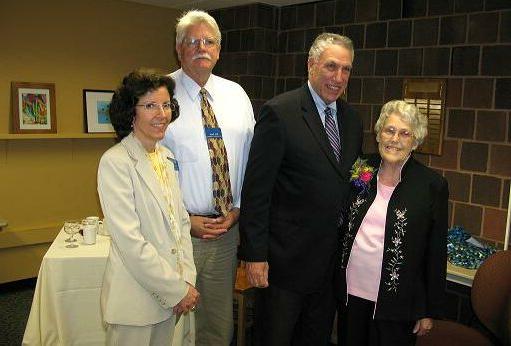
[192,224,238,346]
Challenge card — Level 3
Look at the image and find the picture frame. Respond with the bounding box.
[83,89,114,133]
[11,82,57,134]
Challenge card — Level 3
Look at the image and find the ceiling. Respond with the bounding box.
[123,0,317,10]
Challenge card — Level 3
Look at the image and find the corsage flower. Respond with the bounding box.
[350,158,375,193]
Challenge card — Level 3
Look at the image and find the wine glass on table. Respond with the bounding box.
[63,221,81,248]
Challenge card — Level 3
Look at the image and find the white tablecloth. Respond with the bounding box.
[23,229,110,345]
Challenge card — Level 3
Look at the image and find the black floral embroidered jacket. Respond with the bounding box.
[336,154,449,321]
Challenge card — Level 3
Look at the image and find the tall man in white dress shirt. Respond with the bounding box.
[161,10,255,346]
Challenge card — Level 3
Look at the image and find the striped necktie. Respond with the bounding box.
[324,107,341,161]
[200,88,233,216]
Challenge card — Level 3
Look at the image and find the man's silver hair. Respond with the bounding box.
[175,10,221,46]
[375,100,428,147]
[308,33,354,62]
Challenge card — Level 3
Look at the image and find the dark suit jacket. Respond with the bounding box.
[336,154,448,321]
[239,84,363,294]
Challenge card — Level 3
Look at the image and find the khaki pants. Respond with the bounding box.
[192,224,238,346]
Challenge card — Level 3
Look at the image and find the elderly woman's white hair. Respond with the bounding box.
[374,100,428,148]
[175,10,221,46]
[308,33,354,62]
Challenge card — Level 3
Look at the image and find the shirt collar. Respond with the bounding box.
[377,154,411,183]
[180,69,216,102]
[307,81,337,113]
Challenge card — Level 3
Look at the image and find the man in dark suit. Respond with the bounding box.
[239,33,363,345]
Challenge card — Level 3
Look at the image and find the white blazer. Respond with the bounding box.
[97,133,195,325]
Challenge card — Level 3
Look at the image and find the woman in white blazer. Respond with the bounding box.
[97,70,198,346]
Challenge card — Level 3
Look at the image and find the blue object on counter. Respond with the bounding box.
[447,225,497,269]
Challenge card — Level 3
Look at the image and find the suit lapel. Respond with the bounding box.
[121,135,172,228]
[337,98,364,176]
[337,100,351,174]
[300,86,346,179]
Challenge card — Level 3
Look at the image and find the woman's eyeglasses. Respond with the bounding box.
[136,100,177,114]
[381,126,413,141]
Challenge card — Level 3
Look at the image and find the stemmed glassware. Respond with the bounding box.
[64,223,77,243]
[63,221,81,248]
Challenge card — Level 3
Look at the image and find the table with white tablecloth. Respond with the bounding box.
[23,229,110,345]
[23,227,193,346]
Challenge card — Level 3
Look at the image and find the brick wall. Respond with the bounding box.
[211,0,511,247]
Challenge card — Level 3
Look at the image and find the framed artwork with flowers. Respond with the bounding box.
[11,82,57,134]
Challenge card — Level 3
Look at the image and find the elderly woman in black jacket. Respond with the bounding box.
[336,100,449,345]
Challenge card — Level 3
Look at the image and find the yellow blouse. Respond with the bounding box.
[147,146,183,273]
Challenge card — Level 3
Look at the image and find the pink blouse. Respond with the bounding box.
[346,178,396,302]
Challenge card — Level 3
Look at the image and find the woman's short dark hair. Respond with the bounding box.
[109,70,180,140]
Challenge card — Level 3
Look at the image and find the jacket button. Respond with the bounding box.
[171,248,177,254]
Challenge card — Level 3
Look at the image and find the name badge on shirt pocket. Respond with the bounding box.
[205,127,223,139]
[167,157,179,171]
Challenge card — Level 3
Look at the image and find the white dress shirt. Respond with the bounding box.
[161,69,255,215]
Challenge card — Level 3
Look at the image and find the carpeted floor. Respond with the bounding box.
[0,278,36,345]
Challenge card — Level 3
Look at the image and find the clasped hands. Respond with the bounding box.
[173,283,200,316]
[190,208,240,240]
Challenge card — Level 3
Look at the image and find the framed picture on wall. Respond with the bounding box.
[11,82,57,134]
[83,89,114,133]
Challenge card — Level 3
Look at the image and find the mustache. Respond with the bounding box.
[192,53,212,61]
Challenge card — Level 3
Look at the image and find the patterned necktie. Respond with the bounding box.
[324,107,341,161]
[200,88,233,216]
